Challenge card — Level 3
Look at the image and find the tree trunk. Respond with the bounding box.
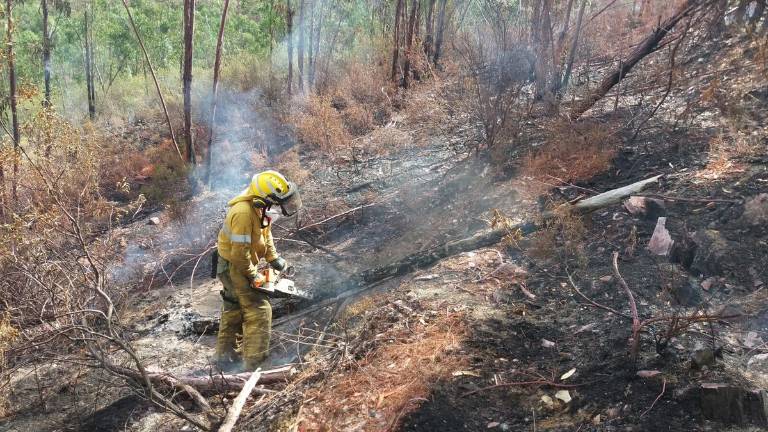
[391,0,404,80]
[533,0,554,100]
[402,0,419,88]
[432,0,447,67]
[204,0,230,187]
[84,8,96,120]
[310,0,323,89]
[550,0,575,95]
[42,0,51,107]
[268,0,274,97]
[307,1,314,90]
[286,0,293,95]
[569,0,698,120]
[7,0,19,204]
[424,0,435,56]
[297,0,305,91]
[559,0,586,95]
[182,0,196,164]
[120,0,183,161]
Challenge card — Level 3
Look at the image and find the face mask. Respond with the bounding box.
[265,207,283,222]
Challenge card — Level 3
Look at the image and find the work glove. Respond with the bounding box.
[269,257,288,272]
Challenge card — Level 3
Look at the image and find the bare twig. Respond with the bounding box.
[612,251,641,362]
[566,271,629,319]
[294,203,378,233]
[640,378,666,417]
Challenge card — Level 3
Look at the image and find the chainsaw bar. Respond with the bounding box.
[255,278,312,300]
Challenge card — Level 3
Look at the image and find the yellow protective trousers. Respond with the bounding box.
[215,257,272,370]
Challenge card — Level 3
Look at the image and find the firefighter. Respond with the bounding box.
[214,170,302,371]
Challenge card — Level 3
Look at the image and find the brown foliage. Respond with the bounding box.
[300,311,468,430]
[291,95,352,150]
[522,119,618,185]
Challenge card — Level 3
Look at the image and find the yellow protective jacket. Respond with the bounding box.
[217,193,279,281]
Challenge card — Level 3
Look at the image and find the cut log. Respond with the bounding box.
[218,370,263,432]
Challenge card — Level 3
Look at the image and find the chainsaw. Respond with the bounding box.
[252,265,312,300]
[211,250,312,300]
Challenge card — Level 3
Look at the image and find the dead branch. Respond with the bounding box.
[633,193,742,204]
[566,271,629,319]
[612,251,641,363]
[295,203,377,233]
[570,0,703,120]
[640,378,667,417]
[218,369,263,432]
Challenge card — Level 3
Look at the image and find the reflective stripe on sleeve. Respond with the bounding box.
[221,225,251,244]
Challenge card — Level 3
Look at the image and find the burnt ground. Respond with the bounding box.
[394,128,768,431]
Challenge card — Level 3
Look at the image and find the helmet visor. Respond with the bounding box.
[279,190,302,216]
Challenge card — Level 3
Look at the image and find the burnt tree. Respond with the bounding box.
[286,0,294,95]
[182,0,196,164]
[559,0,587,95]
[424,0,436,56]
[42,0,51,106]
[297,0,305,91]
[432,0,447,66]
[402,0,419,88]
[84,7,96,119]
[391,0,404,80]
[7,0,19,203]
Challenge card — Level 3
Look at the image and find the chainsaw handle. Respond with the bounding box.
[282,265,296,277]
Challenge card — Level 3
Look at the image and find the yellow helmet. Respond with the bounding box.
[248,170,302,216]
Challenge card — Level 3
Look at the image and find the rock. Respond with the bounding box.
[188,316,219,335]
[541,339,556,348]
[747,353,768,371]
[695,383,768,426]
[624,196,666,219]
[658,263,702,306]
[742,331,763,349]
[606,407,620,419]
[700,277,717,291]
[742,194,768,226]
[691,348,716,369]
[555,390,572,403]
[148,217,161,225]
[648,217,674,256]
[690,230,742,278]
[598,275,614,283]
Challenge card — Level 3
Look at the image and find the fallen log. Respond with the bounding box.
[360,174,663,284]
[112,364,292,395]
[176,367,291,392]
[218,370,263,432]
